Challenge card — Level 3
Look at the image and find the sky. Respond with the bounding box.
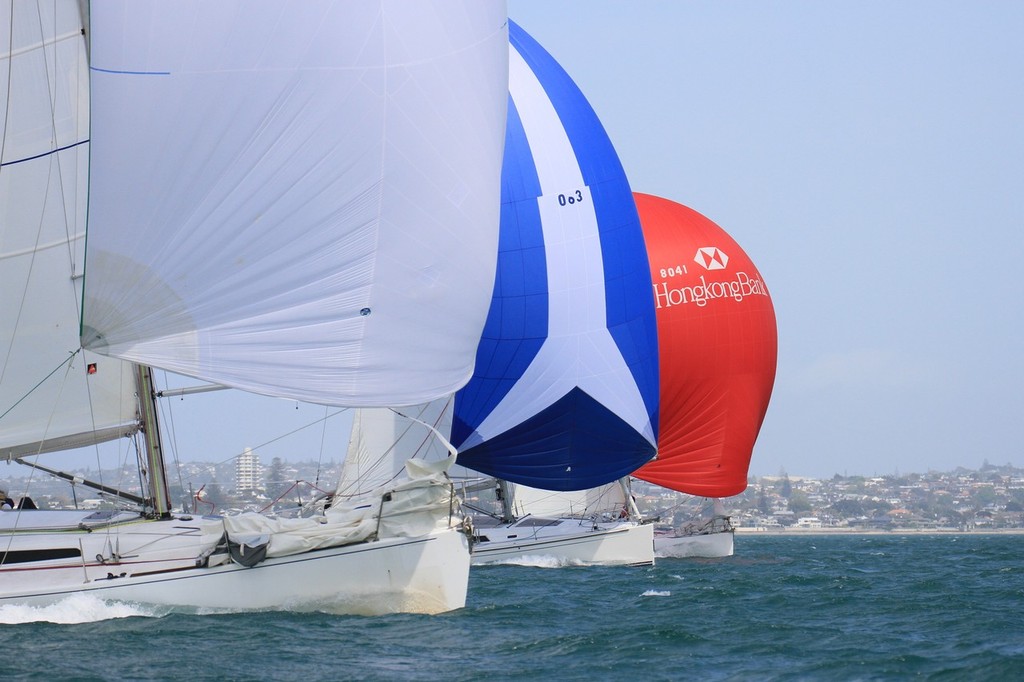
[25,2,1024,485]
[507,1,1024,478]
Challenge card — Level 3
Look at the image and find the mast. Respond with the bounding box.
[496,479,515,523]
[619,477,642,522]
[134,365,172,517]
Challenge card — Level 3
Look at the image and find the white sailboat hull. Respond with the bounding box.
[0,512,470,615]
[654,529,734,559]
[470,518,654,566]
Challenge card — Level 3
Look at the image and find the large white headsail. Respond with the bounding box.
[0,0,138,460]
[82,1,509,407]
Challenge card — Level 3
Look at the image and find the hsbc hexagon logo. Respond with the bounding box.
[694,246,728,270]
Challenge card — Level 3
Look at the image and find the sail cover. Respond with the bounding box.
[451,22,658,491]
[0,1,138,459]
[632,193,777,497]
[81,1,509,407]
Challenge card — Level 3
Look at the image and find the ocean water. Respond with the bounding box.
[2,534,1023,681]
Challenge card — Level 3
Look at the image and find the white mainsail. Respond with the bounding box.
[0,0,137,460]
[81,1,509,407]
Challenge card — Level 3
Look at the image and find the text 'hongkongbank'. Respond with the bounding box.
[653,272,769,308]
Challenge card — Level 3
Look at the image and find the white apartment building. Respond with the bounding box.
[235,447,264,494]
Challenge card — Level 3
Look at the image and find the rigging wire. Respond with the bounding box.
[334,400,452,499]
[155,368,189,513]
[313,403,329,489]
[147,391,349,509]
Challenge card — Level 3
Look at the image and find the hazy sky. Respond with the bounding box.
[508,1,1024,478]
[38,3,1023,485]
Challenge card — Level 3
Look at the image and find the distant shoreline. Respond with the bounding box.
[736,527,1024,535]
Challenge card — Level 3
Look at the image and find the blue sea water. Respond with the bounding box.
[2,534,1023,681]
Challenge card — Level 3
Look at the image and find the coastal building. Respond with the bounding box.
[234,447,264,495]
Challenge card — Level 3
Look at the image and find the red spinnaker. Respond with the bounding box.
[633,193,777,497]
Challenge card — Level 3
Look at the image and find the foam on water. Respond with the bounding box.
[640,589,671,597]
[485,554,585,568]
[0,594,159,624]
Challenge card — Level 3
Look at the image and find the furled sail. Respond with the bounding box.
[80,1,509,408]
[0,1,138,460]
[632,193,777,497]
[451,22,658,491]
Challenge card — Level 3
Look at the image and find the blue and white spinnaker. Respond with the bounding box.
[452,21,658,491]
